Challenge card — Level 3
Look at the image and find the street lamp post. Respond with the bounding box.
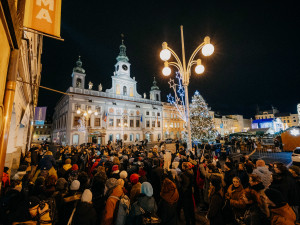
[76,108,98,145]
[160,25,214,153]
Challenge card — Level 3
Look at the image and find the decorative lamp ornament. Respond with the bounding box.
[76,109,81,114]
[94,112,98,116]
[83,112,87,116]
[195,59,205,74]
[160,42,171,61]
[162,61,171,76]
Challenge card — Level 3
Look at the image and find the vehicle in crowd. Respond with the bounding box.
[292,147,300,165]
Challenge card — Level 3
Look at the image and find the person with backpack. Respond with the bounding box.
[103,178,124,225]
[27,196,53,225]
[70,189,97,225]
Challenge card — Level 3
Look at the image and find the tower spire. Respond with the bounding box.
[73,55,85,73]
[116,33,129,62]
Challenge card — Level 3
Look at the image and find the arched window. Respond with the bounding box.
[116,84,120,94]
[76,78,82,88]
[156,94,159,101]
[130,87,133,96]
[123,86,127,95]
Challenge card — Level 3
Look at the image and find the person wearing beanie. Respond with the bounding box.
[71,189,97,225]
[129,174,142,204]
[158,178,179,225]
[111,165,120,179]
[120,170,128,179]
[252,159,272,188]
[103,179,124,225]
[265,188,296,225]
[68,164,79,185]
[128,181,157,224]
[70,180,80,191]
[138,168,147,183]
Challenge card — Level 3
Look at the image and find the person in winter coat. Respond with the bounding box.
[129,173,141,204]
[289,165,300,221]
[226,177,246,219]
[265,188,296,225]
[150,158,164,202]
[240,188,269,225]
[252,159,272,188]
[111,165,120,179]
[270,162,300,210]
[68,164,79,185]
[248,174,269,217]
[223,162,236,191]
[72,189,97,225]
[157,178,179,225]
[237,163,249,188]
[38,151,56,171]
[128,182,157,225]
[207,175,224,225]
[58,158,72,179]
[103,178,124,225]
[179,162,196,225]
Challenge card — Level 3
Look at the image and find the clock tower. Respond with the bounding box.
[106,40,141,98]
[114,40,131,77]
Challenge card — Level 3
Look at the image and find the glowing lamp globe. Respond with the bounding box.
[88,110,92,114]
[162,67,171,76]
[76,110,81,114]
[94,112,98,116]
[202,43,214,56]
[195,65,205,74]
[83,112,87,116]
[160,49,171,61]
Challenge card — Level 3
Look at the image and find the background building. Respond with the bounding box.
[32,120,52,144]
[52,42,163,146]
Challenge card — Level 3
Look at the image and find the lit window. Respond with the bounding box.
[146,121,150,127]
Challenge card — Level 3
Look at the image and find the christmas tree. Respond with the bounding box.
[190,91,217,142]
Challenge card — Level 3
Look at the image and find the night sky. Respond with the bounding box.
[38,1,300,118]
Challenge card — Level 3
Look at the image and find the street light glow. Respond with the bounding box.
[76,110,81,114]
[195,64,205,74]
[94,112,98,116]
[160,49,171,61]
[88,110,92,114]
[83,112,87,116]
[162,67,171,76]
[202,43,214,56]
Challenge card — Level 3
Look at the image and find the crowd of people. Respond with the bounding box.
[0,141,299,225]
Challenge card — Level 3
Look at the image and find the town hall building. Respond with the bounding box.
[52,41,164,145]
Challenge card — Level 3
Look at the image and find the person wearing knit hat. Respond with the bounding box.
[158,178,179,224]
[141,182,153,197]
[111,165,120,179]
[120,170,128,179]
[130,174,142,203]
[130,173,139,185]
[265,188,296,225]
[81,189,93,203]
[70,180,80,191]
[71,164,79,171]
[117,178,125,187]
[71,189,97,225]
[105,178,118,190]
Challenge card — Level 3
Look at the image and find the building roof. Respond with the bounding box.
[274,112,290,117]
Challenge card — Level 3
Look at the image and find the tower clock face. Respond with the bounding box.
[122,65,128,71]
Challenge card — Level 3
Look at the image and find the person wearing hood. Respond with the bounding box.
[128,182,157,225]
[241,188,269,225]
[265,188,296,225]
[207,175,224,225]
[158,178,179,225]
[103,178,124,225]
[179,162,196,225]
[71,189,97,225]
[252,159,272,188]
[58,158,72,179]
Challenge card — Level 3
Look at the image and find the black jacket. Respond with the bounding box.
[207,192,224,225]
[72,202,97,225]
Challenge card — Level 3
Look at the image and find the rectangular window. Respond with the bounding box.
[287,120,290,123]
[174,123,177,128]
[136,120,140,127]
[152,112,155,116]
[294,120,297,122]
[157,112,160,117]
[117,119,121,127]
[94,118,101,127]
[109,118,114,127]
[124,119,128,125]
[36,131,38,134]
[146,120,150,128]
[152,121,155,127]
[130,119,134,127]
[158,121,161,127]
[170,123,173,128]
[146,111,149,116]
[73,116,80,126]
